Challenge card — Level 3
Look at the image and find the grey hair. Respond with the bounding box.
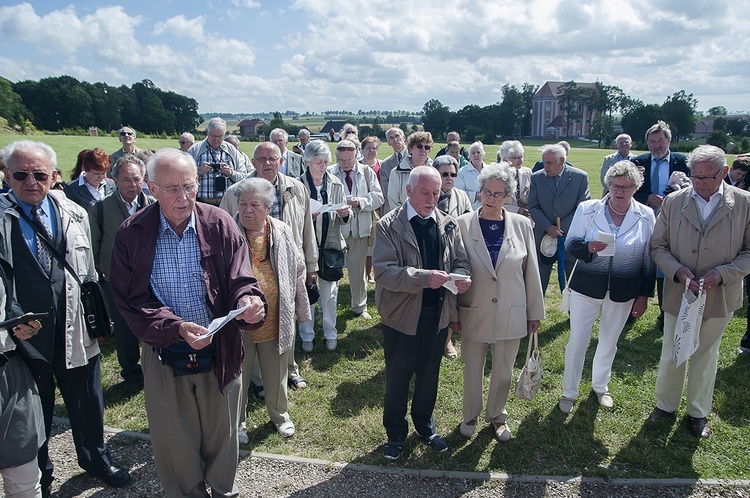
[541,143,566,161]
[469,141,485,155]
[112,154,146,179]
[646,120,672,142]
[233,177,275,208]
[3,140,57,170]
[386,127,404,139]
[604,160,644,189]
[408,165,440,188]
[477,162,516,196]
[433,155,458,172]
[269,128,288,141]
[499,140,524,161]
[146,148,197,180]
[206,117,227,134]
[253,142,281,158]
[303,140,331,165]
[341,123,358,137]
[687,145,727,172]
[120,126,136,137]
[298,129,310,139]
[615,133,632,144]
[180,132,195,143]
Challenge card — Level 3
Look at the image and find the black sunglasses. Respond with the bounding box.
[120,131,134,136]
[12,171,50,182]
[441,172,457,178]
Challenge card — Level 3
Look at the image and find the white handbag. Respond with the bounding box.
[672,279,706,367]
[559,260,577,312]
[514,332,543,400]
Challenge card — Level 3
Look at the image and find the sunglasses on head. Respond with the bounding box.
[414,143,432,151]
[12,171,50,182]
[441,172,457,178]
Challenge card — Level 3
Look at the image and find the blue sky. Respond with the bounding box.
[1,0,748,115]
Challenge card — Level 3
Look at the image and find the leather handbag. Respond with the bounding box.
[12,203,112,339]
[514,332,543,400]
[318,248,345,282]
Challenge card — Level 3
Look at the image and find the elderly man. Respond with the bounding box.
[600,134,634,195]
[188,117,247,205]
[647,145,750,439]
[328,140,383,322]
[379,127,407,213]
[110,126,141,168]
[224,135,250,174]
[374,166,471,460]
[292,129,311,155]
[527,143,590,294]
[532,141,573,172]
[89,155,153,395]
[435,131,469,160]
[0,141,131,494]
[178,132,195,152]
[270,128,304,178]
[221,142,316,389]
[110,148,266,497]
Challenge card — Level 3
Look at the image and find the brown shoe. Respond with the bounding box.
[646,407,676,423]
[687,416,712,438]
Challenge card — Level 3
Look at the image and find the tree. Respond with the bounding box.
[421,99,451,137]
[707,130,729,149]
[0,76,29,126]
[713,117,727,131]
[707,106,727,116]
[590,115,617,147]
[661,90,698,140]
[621,103,662,144]
[556,81,582,137]
[520,83,538,136]
[600,85,630,117]
[497,84,525,136]
[727,118,747,136]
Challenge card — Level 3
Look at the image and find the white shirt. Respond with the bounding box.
[691,182,724,222]
[78,174,107,201]
[118,190,140,216]
[406,200,437,222]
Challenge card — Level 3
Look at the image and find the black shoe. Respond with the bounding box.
[252,383,265,400]
[42,485,51,498]
[124,379,143,395]
[383,441,403,461]
[87,464,131,488]
[687,416,713,438]
[423,433,449,453]
[646,407,676,423]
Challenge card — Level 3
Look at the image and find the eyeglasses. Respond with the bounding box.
[609,184,635,193]
[689,169,723,182]
[414,143,432,151]
[481,189,505,199]
[337,147,355,151]
[179,141,190,145]
[120,131,134,136]
[441,172,457,178]
[12,171,50,182]
[508,156,524,161]
[152,182,198,197]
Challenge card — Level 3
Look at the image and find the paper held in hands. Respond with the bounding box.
[596,231,616,257]
[310,198,348,214]
[205,303,252,338]
[443,273,471,295]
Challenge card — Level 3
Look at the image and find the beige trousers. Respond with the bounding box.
[239,336,290,428]
[345,236,369,314]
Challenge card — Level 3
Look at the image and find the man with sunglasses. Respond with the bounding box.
[110,126,140,170]
[0,140,132,495]
[110,148,267,496]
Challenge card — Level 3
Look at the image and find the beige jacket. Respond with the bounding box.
[456,210,545,342]
[327,162,383,239]
[652,185,750,318]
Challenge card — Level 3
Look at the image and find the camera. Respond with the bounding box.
[210,163,221,172]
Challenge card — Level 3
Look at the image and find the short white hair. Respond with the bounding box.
[146,148,197,181]
[3,140,57,170]
[206,117,227,134]
[408,165,440,188]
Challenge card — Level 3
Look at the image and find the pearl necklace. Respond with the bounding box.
[608,201,628,216]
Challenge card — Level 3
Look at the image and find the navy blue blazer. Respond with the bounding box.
[632,152,688,205]
[63,178,116,211]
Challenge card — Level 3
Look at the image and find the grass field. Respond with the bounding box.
[1,133,747,479]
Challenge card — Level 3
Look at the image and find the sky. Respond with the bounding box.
[0,0,748,115]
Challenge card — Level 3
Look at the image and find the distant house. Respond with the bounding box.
[238,119,265,137]
[694,114,750,138]
[320,121,349,135]
[532,81,604,139]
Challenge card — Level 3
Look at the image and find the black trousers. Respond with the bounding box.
[103,280,142,382]
[36,339,111,487]
[382,309,448,443]
[742,275,750,349]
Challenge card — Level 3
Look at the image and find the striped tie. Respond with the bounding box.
[31,205,53,275]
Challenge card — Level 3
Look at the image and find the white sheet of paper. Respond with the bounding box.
[442,273,471,295]
[205,303,251,337]
[596,231,616,257]
[310,198,348,214]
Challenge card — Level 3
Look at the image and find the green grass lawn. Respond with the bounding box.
[2,133,747,479]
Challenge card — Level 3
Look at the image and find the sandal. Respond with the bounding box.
[288,375,308,389]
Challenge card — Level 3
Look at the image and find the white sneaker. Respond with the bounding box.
[302,341,313,353]
[238,428,249,445]
[276,420,295,438]
[597,391,614,409]
[326,338,337,351]
[357,311,372,320]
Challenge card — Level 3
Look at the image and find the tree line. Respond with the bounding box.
[0,76,202,135]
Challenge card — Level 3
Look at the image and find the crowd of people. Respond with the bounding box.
[1,116,749,496]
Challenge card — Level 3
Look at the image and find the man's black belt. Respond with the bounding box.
[0,349,17,369]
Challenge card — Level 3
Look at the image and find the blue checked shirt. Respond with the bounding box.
[150,211,214,353]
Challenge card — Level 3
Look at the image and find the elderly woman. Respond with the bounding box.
[434,155,473,358]
[455,162,544,442]
[234,177,312,442]
[388,131,434,210]
[64,148,115,209]
[456,141,488,210]
[498,140,532,217]
[298,140,351,352]
[559,161,655,414]
[447,141,470,169]
[362,136,382,283]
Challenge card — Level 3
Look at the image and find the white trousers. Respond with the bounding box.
[655,312,731,418]
[562,290,633,399]
[299,278,339,341]
[345,236,369,314]
[1,460,42,498]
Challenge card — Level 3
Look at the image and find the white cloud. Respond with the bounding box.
[231,0,261,7]
[155,15,206,40]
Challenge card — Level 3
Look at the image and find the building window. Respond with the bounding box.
[545,102,550,112]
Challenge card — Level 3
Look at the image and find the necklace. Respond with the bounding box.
[246,220,270,264]
[608,201,629,216]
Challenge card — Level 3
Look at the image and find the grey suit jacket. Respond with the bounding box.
[379,151,403,214]
[283,150,304,178]
[527,165,590,249]
[600,152,635,194]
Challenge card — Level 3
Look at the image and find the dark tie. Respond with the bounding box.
[652,157,666,194]
[345,170,353,192]
[397,152,402,164]
[31,204,52,275]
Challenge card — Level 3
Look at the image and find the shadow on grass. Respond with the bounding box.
[713,350,750,427]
